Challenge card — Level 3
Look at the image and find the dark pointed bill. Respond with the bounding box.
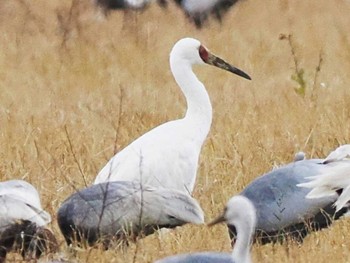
[207,213,226,227]
[206,53,251,80]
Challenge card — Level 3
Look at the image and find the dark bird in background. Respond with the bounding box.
[93,0,241,28]
[95,0,151,10]
[173,0,240,28]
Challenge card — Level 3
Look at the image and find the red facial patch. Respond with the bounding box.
[199,45,209,62]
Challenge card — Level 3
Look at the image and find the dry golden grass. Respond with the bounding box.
[1,0,350,262]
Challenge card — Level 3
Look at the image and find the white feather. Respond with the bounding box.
[298,145,350,211]
[334,185,350,211]
[323,144,350,163]
[0,180,51,227]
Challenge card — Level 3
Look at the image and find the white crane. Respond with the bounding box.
[94,38,250,193]
[155,195,256,263]
[298,144,350,211]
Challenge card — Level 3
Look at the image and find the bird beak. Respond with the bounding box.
[206,53,251,80]
[207,213,226,227]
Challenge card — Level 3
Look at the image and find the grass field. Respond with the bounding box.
[1,0,350,262]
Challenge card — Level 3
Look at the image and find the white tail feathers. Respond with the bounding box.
[323,144,350,163]
[298,144,350,212]
[334,185,350,211]
[300,183,338,199]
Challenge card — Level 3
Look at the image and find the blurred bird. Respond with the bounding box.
[228,149,349,245]
[173,0,240,28]
[0,180,57,261]
[57,181,204,247]
[94,0,166,14]
[155,195,256,263]
[95,0,150,10]
[299,144,350,212]
[93,38,250,194]
[94,0,242,28]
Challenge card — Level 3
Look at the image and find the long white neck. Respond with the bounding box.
[232,220,253,263]
[170,55,212,144]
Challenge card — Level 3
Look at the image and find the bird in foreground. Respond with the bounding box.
[155,195,256,263]
[94,38,250,194]
[57,181,204,247]
[0,180,57,261]
[298,144,350,211]
[228,148,349,245]
[173,0,240,28]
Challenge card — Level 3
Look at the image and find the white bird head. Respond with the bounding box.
[208,195,256,228]
[170,38,251,80]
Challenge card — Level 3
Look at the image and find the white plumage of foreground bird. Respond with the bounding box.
[155,195,256,263]
[298,144,350,211]
[94,38,251,193]
[0,180,55,261]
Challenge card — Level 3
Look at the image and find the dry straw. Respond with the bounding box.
[1,0,350,262]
